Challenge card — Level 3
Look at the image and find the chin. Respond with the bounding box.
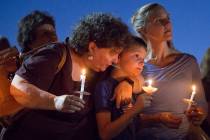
[94,66,106,72]
[165,35,173,40]
[100,67,107,72]
[132,72,140,77]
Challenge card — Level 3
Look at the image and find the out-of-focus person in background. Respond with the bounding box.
[200,47,210,136]
[17,10,58,61]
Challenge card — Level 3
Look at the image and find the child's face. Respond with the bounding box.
[118,45,146,77]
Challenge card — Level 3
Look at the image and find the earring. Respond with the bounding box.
[88,55,93,60]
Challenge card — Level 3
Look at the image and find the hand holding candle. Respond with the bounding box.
[142,79,158,95]
[80,69,86,99]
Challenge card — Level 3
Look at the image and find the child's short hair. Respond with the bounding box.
[126,36,147,51]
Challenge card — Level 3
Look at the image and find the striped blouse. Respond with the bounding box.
[138,53,208,140]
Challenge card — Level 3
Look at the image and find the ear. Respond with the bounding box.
[138,27,147,34]
[88,41,97,55]
[137,28,148,42]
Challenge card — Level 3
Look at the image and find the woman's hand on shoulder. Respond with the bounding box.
[111,81,132,109]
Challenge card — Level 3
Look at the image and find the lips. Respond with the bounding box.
[164,30,171,34]
[137,67,143,72]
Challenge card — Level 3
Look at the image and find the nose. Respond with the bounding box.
[139,61,144,68]
[164,20,172,28]
[50,32,58,42]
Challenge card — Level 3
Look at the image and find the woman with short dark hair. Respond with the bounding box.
[3,13,132,140]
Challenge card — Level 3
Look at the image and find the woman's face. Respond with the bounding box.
[118,45,147,77]
[90,46,123,72]
[31,24,58,49]
[143,7,172,43]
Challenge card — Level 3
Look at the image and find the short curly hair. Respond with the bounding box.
[0,36,11,51]
[69,13,131,55]
[17,10,55,51]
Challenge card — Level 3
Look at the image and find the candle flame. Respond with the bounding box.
[81,69,86,75]
[148,79,152,87]
[192,85,196,93]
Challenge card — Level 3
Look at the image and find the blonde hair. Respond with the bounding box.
[131,3,175,49]
[200,48,210,78]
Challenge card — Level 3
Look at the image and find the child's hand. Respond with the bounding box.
[133,93,153,113]
[122,103,133,113]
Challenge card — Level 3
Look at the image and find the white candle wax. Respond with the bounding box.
[187,85,196,110]
[148,79,152,87]
[80,69,86,99]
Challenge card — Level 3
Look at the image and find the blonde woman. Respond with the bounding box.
[200,48,210,136]
[113,3,207,140]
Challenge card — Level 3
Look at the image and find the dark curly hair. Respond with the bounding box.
[126,36,147,50]
[0,36,11,51]
[69,13,131,55]
[17,10,55,52]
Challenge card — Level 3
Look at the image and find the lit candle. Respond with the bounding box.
[142,79,158,95]
[80,69,86,99]
[148,79,152,87]
[187,85,196,110]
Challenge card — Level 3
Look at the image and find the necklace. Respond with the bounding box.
[150,55,158,62]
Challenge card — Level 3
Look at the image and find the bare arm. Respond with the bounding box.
[11,74,85,113]
[96,107,139,140]
[96,94,151,140]
[140,112,182,129]
[139,113,160,127]
[10,74,56,110]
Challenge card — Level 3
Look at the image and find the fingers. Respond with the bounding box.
[122,103,133,113]
[110,93,116,101]
[66,96,85,109]
[67,95,85,104]
[63,105,82,113]
[185,106,204,122]
[55,95,86,113]
[120,98,132,107]
[160,112,182,129]
[114,81,132,108]
[144,100,152,108]
[116,95,122,109]
[144,95,153,102]
[65,95,85,111]
[142,94,153,108]
[186,109,204,125]
[191,118,202,126]
[166,123,181,129]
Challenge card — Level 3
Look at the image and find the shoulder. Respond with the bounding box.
[95,77,117,97]
[23,43,67,65]
[181,53,197,62]
[176,53,199,68]
[94,77,116,112]
[33,43,66,58]
[95,78,112,92]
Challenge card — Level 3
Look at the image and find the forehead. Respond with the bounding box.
[148,7,169,19]
[36,24,55,32]
[124,45,147,54]
[98,46,123,53]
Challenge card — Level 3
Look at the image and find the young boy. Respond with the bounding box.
[94,36,152,140]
